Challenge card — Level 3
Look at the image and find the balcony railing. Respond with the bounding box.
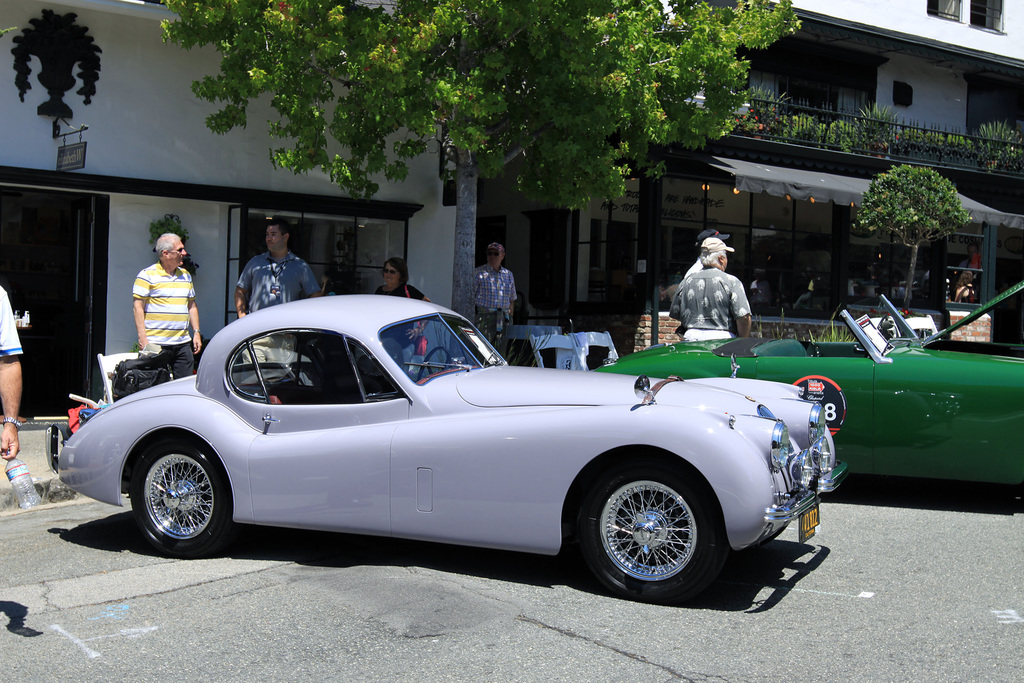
[732,97,1024,178]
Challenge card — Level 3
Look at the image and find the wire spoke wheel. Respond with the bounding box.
[130,438,238,558]
[579,459,728,604]
[600,480,695,580]
[145,453,215,539]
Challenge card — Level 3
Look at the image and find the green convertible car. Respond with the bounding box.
[600,280,1024,485]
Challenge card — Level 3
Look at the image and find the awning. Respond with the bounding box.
[703,155,1024,229]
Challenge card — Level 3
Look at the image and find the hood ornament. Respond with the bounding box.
[634,374,684,406]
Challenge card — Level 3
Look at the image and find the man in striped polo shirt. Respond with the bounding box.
[132,233,202,379]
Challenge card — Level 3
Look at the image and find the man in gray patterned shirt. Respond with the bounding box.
[670,237,751,341]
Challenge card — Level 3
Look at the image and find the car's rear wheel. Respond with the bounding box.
[129,438,238,558]
[578,459,729,604]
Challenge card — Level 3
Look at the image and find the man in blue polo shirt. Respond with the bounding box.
[235,217,322,316]
[1,285,24,460]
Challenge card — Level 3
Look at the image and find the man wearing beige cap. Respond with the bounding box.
[670,237,751,341]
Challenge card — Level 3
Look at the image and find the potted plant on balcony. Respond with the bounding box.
[733,87,786,138]
[826,119,857,153]
[787,113,826,145]
[856,103,898,156]
[976,120,1022,172]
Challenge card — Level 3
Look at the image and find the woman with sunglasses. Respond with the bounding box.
[375,257,431,302]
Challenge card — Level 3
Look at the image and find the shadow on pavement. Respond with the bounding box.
[50,507,835,611]
[824,474,1024,515]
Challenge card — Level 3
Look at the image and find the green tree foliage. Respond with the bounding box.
[162,0,797,313]
[855,165,970,307]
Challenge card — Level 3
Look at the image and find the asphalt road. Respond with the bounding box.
[2,476,1022,682]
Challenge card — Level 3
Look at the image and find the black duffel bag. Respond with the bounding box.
[112,351,172,401]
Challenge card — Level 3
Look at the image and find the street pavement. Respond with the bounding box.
[1,421,78,513]
[2,477,1022,681]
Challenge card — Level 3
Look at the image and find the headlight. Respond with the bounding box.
[789,449,817,489]
[770,420,791,471]
[813,435,834,478]
[808,403,827,443]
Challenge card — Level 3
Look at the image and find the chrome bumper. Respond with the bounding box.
[818,460,849,493]
[763,460,849,523]
[44,423,68,474]
[765,488,819,524]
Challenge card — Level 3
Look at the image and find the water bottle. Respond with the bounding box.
[5,458,42,509]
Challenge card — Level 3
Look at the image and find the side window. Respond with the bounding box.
[229,344,265,401]
[348,341,402,401]
[228,330,363,405]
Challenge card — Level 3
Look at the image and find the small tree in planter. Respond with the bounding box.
[149,214,200,275]
[855,165,970,308]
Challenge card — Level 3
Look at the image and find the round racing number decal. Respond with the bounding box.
[793,375,847,435]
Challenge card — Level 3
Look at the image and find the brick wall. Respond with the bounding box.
[948,311,991,342]
[569,310,984,357]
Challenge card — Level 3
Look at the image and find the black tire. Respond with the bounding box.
[129,438,239,558]
[578,459,729,604]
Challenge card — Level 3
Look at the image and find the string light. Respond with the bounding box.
[733,187,740,194]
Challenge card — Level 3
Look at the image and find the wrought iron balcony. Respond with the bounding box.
[731,96,1024,178]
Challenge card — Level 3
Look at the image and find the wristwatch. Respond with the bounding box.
[3,417,20,431]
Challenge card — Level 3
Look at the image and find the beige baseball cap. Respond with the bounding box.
[701,237,735,254]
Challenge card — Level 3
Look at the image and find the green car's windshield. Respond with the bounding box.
[379,313,505,383]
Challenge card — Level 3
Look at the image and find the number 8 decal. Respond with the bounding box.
[793,375,847,435]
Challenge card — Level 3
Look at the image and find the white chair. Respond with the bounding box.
[505,324,562,364]
[574,331,619,370]
[529,334,585,371]
[97,352,140,404]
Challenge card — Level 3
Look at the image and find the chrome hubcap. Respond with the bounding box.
[600,480,695,580]
[145,454,214,539]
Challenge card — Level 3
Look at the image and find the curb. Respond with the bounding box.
[1,421,82,514]
[0,476,79,513]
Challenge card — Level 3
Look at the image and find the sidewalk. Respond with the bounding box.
[1,420,79,513]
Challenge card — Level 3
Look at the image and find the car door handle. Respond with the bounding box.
[262,413,279,435]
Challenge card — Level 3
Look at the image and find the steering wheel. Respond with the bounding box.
[416,346,448,381]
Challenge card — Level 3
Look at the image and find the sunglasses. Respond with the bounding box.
[164,247,186,253]
[486,250,501,256]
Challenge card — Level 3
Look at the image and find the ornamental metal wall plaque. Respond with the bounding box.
[12,10,102,119]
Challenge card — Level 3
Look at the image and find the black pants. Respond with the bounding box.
[160,342,195,379]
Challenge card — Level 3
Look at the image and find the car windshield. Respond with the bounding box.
[379,313,505,383]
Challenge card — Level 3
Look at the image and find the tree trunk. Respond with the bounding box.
[451,147,479,318]
[903,242,919,309]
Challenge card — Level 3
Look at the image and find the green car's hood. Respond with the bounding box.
[929,278,1024,343]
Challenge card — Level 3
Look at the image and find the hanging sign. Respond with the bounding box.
[57,141,87,171]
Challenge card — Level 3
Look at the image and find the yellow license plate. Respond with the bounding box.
[798,503,820,543]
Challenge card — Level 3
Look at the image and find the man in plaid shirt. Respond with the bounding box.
[474,242,517,350]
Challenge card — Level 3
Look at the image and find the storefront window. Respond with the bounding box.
[576,180,640,303]
[242,210,405,296]
[945,227,985,305]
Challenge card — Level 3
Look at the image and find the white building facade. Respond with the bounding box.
[1,0,456,412]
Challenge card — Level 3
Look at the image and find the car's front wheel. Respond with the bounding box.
[578,459,729,604]
[129,439,238,558]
